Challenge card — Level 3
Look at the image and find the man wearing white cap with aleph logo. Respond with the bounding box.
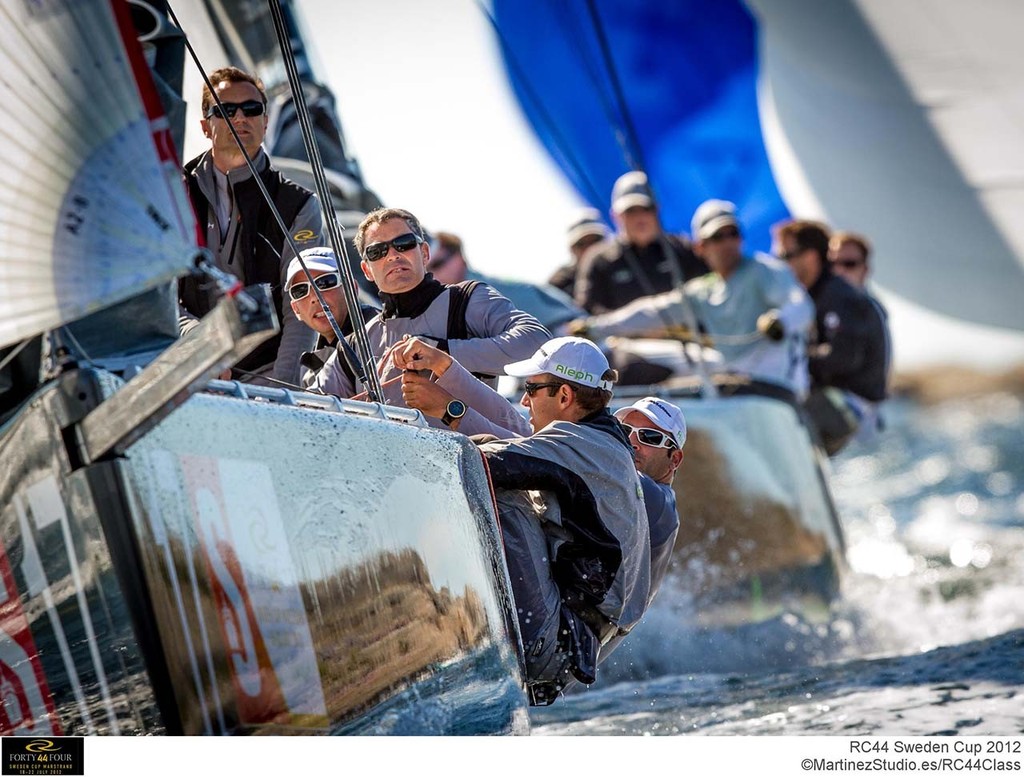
[614,397,685,609]
[476,336,651,706]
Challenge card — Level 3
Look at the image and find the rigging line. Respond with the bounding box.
[582,0,648,175]
[577,2,717,396]
[267,0,385,405]
[165,2,378,403]
[0,338,31,373]
[550,0,638,173]
[228,367,326,393]
[476,1,606,208]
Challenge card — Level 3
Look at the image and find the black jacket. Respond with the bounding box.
[574,234,707,314]
[807,268,888,402]
[179,154,313,374]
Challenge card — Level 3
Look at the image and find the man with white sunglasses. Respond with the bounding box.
[613,398,685,608]
[179,66,323,387]
[285,248,379,386]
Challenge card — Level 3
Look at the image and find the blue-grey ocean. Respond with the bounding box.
[531,392,1024,735]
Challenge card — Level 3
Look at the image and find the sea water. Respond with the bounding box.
[531,393,1024,735]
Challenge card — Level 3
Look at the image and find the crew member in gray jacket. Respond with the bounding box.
[476,337,651,705]
[307,208,548,422]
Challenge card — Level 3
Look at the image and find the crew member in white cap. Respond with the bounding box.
[570,199,814,397]
[285,247,378,388]
[475,336,651,705]
[614,397,686,606]
[573,171,706,315]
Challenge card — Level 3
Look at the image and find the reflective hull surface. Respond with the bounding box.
[0,369,528,735]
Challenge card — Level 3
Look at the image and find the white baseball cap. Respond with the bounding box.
[615,396,687,448]
[504,336,614,392]
[611,171,655,214]
[285,246,339,289]
[691,199,740,241]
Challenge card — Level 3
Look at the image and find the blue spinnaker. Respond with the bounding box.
[491,0,789,253]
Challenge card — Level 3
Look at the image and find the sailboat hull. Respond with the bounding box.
[0,369,528,735]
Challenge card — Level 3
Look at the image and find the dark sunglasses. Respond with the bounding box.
[287,272,340,302]
[205,100,266,120]
[706,227,741,242]
[832,258,865,269]
[778,248,803,261]
[523,381,566,397]
[363,232,423,262]
[620,423,677,450]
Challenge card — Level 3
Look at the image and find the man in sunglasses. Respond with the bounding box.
[613,398,685,610]
[775,220,889,454]
[284,247,379,386]
[309,208,548,417]
[569,199,814,397]
[573,171,707,316]
[474,337,651,705]
[827,231,892,446]
[179,66,323,387]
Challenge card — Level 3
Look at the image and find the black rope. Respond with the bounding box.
[582,0,648,175]
[266,0,384,404]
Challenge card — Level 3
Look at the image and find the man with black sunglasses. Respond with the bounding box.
[179,66,323,387]
[826,231,892,446]
[309,207,548,418]
[473,337,650,705]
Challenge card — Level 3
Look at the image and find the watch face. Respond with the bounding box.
[448,400,467,418]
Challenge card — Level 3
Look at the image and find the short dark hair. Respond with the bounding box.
[830,230,872,264]
[775,219,831,261]
[355,207,426,255]
[202,66,267,115]
[561,368,618,415]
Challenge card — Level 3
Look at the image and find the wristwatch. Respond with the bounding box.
[441,399,467,427]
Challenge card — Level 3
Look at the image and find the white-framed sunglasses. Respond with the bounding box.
[287,272,341,302]
[620,423,677,450]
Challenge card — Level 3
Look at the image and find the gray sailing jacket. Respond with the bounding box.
[309,278,548,425]
[480,411,651,684]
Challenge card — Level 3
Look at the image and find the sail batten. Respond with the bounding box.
[0,0,197,350]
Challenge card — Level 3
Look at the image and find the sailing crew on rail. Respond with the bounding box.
[476,337,650,705]
[178,66,323,388]
[305,207,549,421]
[547,208,611,298]
[773,219,889,455]
[568,199,815,398]
[389,336,680,696]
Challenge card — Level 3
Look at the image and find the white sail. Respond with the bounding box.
[750,0,1024,332]
[0,0,197,350]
